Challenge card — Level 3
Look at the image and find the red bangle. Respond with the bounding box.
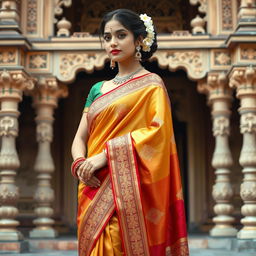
[71,157,86,178]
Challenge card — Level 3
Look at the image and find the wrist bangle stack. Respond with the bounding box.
[71,157,86,178]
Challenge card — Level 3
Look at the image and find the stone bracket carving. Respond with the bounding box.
[56,52,109,83]
[152,50,208,80]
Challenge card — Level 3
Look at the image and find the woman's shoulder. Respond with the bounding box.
[90,80,104,90]
[146,72,165,86]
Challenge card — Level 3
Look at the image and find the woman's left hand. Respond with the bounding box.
[79,151,107,182]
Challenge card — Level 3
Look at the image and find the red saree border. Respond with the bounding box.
[107,133,150,256]
[87,73,164,132]
[78,175,115,256]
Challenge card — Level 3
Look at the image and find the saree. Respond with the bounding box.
[77,73,189,256]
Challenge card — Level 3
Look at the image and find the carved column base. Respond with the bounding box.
[0,230,23,241]
[29,227,58,238]
[210,223,237,237]
[237,229,256,239]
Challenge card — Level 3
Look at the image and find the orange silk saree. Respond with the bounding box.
[77,73,189,256]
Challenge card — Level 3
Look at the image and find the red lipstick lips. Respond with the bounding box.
[111,50,121,55]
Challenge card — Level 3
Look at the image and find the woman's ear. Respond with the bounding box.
[136,35,143,46]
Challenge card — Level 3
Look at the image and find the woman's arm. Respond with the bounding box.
[71,112,88,160]
[71,112,107,187]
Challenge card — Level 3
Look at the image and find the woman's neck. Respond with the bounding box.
[117,58,142,77]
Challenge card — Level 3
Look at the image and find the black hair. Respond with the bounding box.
[99,9,157,62]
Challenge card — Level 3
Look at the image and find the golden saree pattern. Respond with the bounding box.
[77,73,189,256]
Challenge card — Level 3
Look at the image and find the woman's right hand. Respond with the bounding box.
[76,163,101,187]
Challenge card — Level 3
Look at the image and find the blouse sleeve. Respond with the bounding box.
[83,82,102,113]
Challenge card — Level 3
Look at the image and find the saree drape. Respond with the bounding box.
[77,73,189,256]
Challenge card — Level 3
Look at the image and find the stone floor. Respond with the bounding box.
[2,248,256,256]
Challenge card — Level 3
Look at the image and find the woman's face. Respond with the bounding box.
[103,19,137,63]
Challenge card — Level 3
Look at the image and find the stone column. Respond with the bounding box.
[0,70,34,240]
[29,76,68,238]
[237,0,256,32]
[198,72,237,236]
[230,66,256,239]
[0,0,20,25]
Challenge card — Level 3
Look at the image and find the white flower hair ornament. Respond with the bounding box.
[139,14,155,52]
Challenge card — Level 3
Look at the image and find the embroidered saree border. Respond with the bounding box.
[78,175,115,256]
[107,134,150,256]
[87,73,164,132]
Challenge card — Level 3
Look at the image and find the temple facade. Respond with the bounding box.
[0,0,256,251]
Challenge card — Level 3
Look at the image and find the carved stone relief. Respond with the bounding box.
[152,50,207,80]
[54,0,72,24]
[0,48,17,65]
[27,0,37,34]
[27,52,49,72]
[221,0,234,31]
[80,0,184,33]
[58,52,108,82]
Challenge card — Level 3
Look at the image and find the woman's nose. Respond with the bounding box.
[110,36,117,47]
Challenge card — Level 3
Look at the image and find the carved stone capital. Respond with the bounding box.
[0,70,35,101]
[31,76,68,107]
[229,66,256,96]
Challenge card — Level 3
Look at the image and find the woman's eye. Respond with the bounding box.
[118,33,126,39]
[104,35,111,41]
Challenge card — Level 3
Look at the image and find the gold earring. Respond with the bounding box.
[135,45,142,61]
[110,59,116,69]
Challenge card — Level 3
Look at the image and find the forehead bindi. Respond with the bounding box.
[104,20,127,34]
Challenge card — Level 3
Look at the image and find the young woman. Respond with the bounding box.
[71,9,189,256]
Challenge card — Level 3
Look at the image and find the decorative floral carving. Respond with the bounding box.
[36,122,53,142]
[59,52,108,82]
[240,113,256,133]
[213,116,230,136]
[0,184,19,204]
[29,54,47,69]
[221,0,233,31]
[34,186,54,203]
[153,51,205,80]
[0,116,17,137]
[81,0,184,33]
[212,183,233,201]
[241,48,256,60]
[214,51,231,66]
[0,50,16,64]
[241,182,256,201]
[189,0,207,13]
[27,0,37,34]
[54,0,72,23]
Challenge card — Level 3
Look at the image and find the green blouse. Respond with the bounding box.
[83,81,104,113]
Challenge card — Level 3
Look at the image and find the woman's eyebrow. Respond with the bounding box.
[104,29,127,34]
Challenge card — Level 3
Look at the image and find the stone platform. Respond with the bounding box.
[0,235,255,255]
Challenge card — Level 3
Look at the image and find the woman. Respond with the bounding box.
[71,9,189,256]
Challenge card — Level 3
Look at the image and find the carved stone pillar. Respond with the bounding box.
[230,66,256,239]
[0,0,20,25]
[29,76,68,238]
[198,72,237,237]
[0,70,34,240]
[237,0,256,32]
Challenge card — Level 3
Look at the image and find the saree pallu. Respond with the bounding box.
[77,73,189,256]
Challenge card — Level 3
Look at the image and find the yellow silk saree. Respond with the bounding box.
[77,73,189,256]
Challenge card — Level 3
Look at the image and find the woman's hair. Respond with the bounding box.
[99,9,158,62]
